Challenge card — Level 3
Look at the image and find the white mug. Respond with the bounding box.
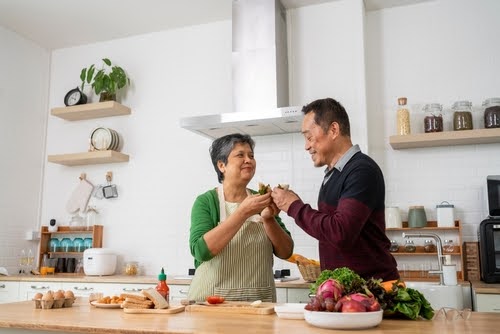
[385,207,402,228]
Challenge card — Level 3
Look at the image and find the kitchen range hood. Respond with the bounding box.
[180,0,303,139]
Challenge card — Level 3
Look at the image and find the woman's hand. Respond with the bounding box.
[261,202,279,221]
[238,192,272,218]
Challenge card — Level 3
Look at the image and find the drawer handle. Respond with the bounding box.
[122,288,143,292]
[179,289,188,295]
[74,287,94,291]
[30,285,50,290]
[0,284,5,289]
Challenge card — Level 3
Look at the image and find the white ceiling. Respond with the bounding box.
[0,0,432,50]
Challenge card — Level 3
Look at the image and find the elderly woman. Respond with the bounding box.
[187,133,294,302]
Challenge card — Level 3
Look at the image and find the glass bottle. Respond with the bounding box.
[156,268,170,304]
[389,240,399,252]
[452,100,473,130]
[85,206,98,231]
[396,97,411,135]
[404,240,416,253]
[443,239,455,253]
[423,103,443,133]
[424,239,436,253]
[482,97,500,129]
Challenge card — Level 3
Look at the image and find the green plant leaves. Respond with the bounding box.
[80,59,129,96]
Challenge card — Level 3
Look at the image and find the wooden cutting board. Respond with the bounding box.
[123,305,185,314]
[185,302,275,315]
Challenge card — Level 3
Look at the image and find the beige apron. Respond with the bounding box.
[187,185,276,302]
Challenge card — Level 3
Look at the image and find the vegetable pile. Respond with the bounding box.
[306,267,434,320]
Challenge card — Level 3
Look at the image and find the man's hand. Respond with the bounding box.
[271,187,300,213]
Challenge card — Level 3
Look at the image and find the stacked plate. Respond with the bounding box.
[90,127,120,151]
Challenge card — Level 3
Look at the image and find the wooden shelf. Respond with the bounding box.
[51,101,131,121]
[389,128,500,149]
[48,150,129,166]
[386,220,460,231]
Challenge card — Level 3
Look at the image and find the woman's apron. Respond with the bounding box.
[187,185,276,302]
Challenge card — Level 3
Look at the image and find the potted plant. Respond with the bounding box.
[80,58,130,102]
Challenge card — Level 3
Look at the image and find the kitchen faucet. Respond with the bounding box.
[402,232,444,285]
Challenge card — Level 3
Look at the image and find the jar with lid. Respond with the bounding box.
[424,239,436,253]
[443,239,455,253]
[389,240,399,253]
[396,97,411,135]
[124,261,139,275]
[404,240,416,253]
[482,97,500,128]
[422,103,443,133]
[452,100,474,130]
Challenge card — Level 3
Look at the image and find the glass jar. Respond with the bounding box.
[482,97,500,129]
[124,261,139,276]
[73,237,85,252]
[85,206,98,231]
[404,240,416,253]
[424,239,436,253]
[443,239,455,253]
[423,103,443,133]
[452,100,473,130]
[396,97,411,135]
[389,240,399,253]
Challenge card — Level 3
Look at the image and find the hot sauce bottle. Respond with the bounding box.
[156,267,170,302]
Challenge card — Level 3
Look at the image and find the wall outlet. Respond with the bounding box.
[25,230,40,241]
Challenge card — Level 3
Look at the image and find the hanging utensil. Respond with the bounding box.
[102,171,118,199]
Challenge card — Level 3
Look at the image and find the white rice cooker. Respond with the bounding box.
[83,248,117,276]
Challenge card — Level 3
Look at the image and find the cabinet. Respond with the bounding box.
[38,225,103,271]
[0,281,19,304]
[48,101,130,166]
[389,128,500,149]
[386,220,464,281]
[474,293,500,312]
[18,281,62,301]
[286,288,310,303]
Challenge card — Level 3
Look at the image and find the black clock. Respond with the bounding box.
[64,87,87,106]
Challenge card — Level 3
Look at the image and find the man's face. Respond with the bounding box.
[301,112,332,168]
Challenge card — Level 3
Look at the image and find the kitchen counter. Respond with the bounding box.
[470,280,500,294]
[0,299,497,334]
[0,274,311,289]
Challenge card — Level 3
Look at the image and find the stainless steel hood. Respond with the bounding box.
[180,0,303,139]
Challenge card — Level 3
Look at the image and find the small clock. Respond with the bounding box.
[64,87,87,106]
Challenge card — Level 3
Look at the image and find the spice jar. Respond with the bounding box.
[389,240,400,253]
[396,97,411,135]
[404,240,416,253]
[452,100,473,130]
[424,239,436,253]
[482,97,500,128]
[443,239,455,253]
[423,103,443,133]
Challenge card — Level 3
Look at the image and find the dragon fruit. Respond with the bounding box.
[316,278,344,302]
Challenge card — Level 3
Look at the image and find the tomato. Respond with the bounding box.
[206,295,225,304]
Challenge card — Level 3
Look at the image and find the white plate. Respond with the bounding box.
[90,301,122,309]
[274,303,306,319]
[304,310,383,329]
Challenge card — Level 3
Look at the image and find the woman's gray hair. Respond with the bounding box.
[209,133,255,183]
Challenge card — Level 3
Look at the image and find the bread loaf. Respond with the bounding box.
[119,293,148,301]
[142,288,169,309]
[121,300,153,309]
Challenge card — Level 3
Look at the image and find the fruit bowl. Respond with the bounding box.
[304,310,383,329]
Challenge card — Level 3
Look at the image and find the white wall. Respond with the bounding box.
[2,0,499,279]
[0,26,49,274]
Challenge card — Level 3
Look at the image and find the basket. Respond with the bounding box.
[297,262,321,282]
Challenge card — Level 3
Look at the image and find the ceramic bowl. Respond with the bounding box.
[274,303,306,319]
[304,310,383,329]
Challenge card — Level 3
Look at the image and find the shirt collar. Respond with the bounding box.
[324,144,361,176]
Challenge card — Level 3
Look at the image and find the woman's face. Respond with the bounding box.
[218,142,256,184]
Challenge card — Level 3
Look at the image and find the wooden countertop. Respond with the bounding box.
[0,299,498,334]
[0,274,311,289]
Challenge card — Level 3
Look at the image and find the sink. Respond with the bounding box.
[404,281,466,310]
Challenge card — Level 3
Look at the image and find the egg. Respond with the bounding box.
[42,291,54,301]
[64,290,75,299]
[53,291,65,300]
[33,292,43,300]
